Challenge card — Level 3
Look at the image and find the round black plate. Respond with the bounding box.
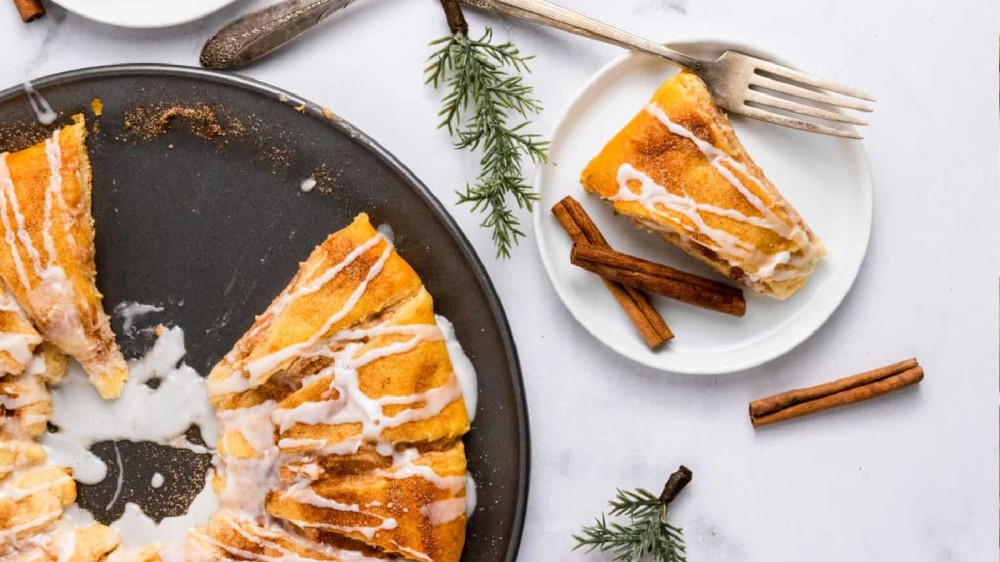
[0,64,528,562]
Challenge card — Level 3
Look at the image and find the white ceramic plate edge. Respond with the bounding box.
[50,0,240,28]
[533,38,873,375]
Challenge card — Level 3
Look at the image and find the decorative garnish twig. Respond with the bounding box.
[574,466,692,562]
[425,0,549,259]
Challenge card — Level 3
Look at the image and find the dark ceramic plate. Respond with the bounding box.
[0,64,528,562]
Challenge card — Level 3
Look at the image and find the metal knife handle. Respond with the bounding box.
[200,0,358,70]
[458,0,702,71]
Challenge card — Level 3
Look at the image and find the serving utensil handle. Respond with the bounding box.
[457,0,703,71]
[201,0,358,70]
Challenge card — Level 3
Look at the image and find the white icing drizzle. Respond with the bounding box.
[420,497,466,525]
[111,473,218,551]
[188,512,402,562]
[610,102,822,283]
[465,471,477,517]
[0,367,49,411]
[63,472,220,554]
[0,154,34,291]
[0,509,61,545]
[268,321,461,446]
[436,315,477,421]
[288,514,398,540]
[376,223,395,246]
[0,468,72,502]
[23,81,57,126]
[373,448,466,494]
[41,325,218,485]
[390,543,433,562]
[214,401,280,515]
[41,131,62,263]
[1,150,46,278]
[113,301,164,333]
[105,441,124,510]
[279,479,404,538]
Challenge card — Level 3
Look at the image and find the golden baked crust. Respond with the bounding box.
[0,115,126,397]
[581,72,825,299]
[204,213,471,562]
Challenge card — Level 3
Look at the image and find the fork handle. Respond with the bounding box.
[457,0,703,71]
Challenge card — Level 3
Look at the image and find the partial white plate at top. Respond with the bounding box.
[534,39,873,375]
[51,0,240,27]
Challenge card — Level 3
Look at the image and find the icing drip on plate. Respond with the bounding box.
[41,325,218,484]
[39,323,219,553]
[23,81,58,126]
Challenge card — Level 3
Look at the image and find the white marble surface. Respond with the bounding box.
[2,0,998,559]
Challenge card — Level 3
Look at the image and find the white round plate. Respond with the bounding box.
[534,39,872,374]
[51,0,240,28]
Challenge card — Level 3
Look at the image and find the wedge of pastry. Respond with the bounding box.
[204,213,471,562]
[581,72,826,299]
[0,115,127,398]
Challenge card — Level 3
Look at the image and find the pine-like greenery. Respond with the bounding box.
[425,28,549,258]
[574,487,687,562]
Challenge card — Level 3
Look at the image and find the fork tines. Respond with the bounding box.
[717,53,875,139]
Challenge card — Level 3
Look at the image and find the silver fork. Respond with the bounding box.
[459,0,874,139]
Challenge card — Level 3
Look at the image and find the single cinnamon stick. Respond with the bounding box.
[13,0,44,22]
[571,243,747,317]
[749,359,924,427]
[551,197,673,348]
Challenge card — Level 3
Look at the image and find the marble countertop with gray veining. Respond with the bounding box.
[2,0,998,559]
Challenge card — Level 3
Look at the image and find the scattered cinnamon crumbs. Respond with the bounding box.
[124,104,225,142]
[311,163,345,194]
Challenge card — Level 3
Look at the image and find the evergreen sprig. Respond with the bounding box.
[574,486,688,562]
[425,28,549,258]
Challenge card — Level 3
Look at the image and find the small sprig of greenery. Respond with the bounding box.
[425,28,549,258]
[574,469,692,562]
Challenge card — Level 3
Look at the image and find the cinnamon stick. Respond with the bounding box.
[749,359,924,427]
[571,243,747,317]
[551,196,673,348]
[13,0,44,22]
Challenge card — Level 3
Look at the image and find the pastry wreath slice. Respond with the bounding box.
[205,213,470,562]
[0,116,127,397]
[580,72,826,299]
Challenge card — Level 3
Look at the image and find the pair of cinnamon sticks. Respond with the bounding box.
[13,0,44,22]
[749,358,924,427]
[552,196,746,349]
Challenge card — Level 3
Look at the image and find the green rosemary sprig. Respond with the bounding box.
[574,467,692,562]
[425,28,549,259]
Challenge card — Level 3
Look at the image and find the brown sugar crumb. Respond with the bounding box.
[91,97,103,116]
[123,104,225,142]
[0,123,51,153]
[294,104,306,113]
[321,106,335,120]
[311,163,344,194]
